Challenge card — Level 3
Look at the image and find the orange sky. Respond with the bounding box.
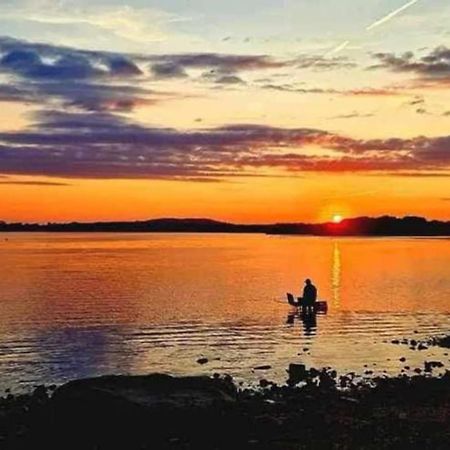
[1,174,448,223]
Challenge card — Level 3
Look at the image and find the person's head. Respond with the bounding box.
[305,278,312,285]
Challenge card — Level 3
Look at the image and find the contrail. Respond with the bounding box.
[320,0,420,60]
[366,0,420,31]
[324,40,350,57]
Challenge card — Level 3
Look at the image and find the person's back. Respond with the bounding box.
[302,279,317,307]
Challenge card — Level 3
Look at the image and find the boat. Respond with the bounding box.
[286,293,328,313]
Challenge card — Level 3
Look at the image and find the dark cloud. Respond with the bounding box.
[0,37,142,81]
[108,57,142,77]
[0,80,159,112]
[408,96,425,106]
[260,84,401,97]
[1,50,103,80]
[0,111,448,181]
[344,88,402,96]
[370,46,450,85]
[0,36,308,111]
[329,112,375,120]
[261,83,339,94]
[0,180,70,186]
[0,37,157,112]
[148,52,287,85]
[215,74,246,85]
[201,71,246,85]
[151,62,187,79]
[148,53,285,72]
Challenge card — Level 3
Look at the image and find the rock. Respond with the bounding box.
[50,374,237,448]
[197,358,209,365]
[435,336,450,348]
[254,365,272,371]
[399,357,406,362]
[287,364,307,384]
[424,361,444,373]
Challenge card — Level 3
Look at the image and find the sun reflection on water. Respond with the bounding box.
[332,241,341,309]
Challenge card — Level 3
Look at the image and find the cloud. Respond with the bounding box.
[0,37,168,111]
[0,1,182,46]
[0,36,303,110]
[0,79,160,112]
[260,84,401,97]
[295,54,356,71]
[370,46,450,86]
[329,112,375,120]
[148,53,285,72]
[0,38,142,81]
[381,172,450,178]
[151,62,188,79]
[0,180,70,186]
[416,108,428,115]
[261,83,339,94]
[0,111,448,181]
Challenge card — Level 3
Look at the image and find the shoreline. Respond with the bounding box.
[0,363,448,449]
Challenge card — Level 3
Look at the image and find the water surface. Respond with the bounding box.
[0,233,449,390]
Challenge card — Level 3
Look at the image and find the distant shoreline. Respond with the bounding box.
[0,215,449,236]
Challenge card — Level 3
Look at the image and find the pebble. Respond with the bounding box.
[254,365,272,371]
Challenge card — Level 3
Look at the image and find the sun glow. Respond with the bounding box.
[332,214,343,224]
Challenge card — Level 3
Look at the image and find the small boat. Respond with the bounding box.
[286,293,328,313]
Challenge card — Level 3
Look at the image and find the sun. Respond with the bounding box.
[332,214,343,224]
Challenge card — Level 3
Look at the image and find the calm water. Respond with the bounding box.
[0,233,449,391]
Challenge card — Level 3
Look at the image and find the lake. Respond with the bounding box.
[0,233,449,391]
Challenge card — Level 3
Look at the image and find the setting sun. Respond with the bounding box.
[332,215,343,224]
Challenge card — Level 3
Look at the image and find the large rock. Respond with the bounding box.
[49,374,237,449]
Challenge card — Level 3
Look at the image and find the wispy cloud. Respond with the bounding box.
[0,180,70,186]
[0,1,186,45]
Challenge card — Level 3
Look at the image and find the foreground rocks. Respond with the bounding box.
[0,371,449,449]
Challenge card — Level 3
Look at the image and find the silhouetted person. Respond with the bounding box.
[301,278,317,314]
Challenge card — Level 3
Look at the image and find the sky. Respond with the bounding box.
[0,0,449,223]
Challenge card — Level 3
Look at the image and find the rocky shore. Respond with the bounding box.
[0,362,448,450]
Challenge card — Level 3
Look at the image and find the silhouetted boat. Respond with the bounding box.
[286,293,328,313]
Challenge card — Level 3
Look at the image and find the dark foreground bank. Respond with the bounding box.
[0,366,449,450]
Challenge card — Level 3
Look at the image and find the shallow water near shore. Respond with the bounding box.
[0,233,449,391]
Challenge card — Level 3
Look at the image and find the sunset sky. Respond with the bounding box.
[0,0,449,223]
